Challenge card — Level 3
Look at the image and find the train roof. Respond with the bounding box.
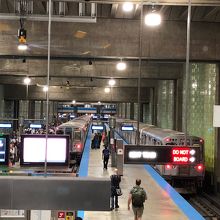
[57,115,91,129]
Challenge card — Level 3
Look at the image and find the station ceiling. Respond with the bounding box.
[0,0,219,101]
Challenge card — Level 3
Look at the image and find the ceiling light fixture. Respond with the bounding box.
[108,79,116,86]
[23,77,31,85]
[116,60,126,71]
[18,19,28,51]
[72,100,76,104]
[43,86,48,92]
[104,87,110,93]
[123,2,134,12]
[145,9,161,26]
[18,43,28,51]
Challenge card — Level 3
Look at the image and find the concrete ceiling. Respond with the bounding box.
[0,0,219,102]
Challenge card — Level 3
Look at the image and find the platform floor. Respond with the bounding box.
[83,146,189,220]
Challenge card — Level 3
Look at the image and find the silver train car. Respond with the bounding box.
[55,115,91,165]
[116,118,205,193]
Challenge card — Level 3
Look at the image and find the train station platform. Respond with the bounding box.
[78,127,204,220]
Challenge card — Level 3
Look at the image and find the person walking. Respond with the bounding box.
[102,145,110,169]
[110,169,121,210]
[128,179,147,220]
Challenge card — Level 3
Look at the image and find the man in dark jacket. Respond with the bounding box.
[102,146,110,169]
[110,169,121,210]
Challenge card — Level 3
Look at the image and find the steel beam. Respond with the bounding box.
[0,14,97,22]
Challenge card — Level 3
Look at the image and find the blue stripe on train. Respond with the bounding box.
[77,126,92,219]
[144,165,205,220]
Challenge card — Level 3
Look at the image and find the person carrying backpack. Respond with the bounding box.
[128,179,147,220]
[102,145,110,169]
[110,169,121,210]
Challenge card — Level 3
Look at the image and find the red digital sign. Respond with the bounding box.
[172,147,190,164]
[58,212,65,218]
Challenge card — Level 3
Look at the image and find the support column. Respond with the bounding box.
[124,102,127,118]
[28,101,35,119]
[13,100,19,131]
[130,103,134,120]
[152,87,158,125]
[40,101,44,119]
[140,103,143,122]
[174,79,183,131]
[0,85,4,118]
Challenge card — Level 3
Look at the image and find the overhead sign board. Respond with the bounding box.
[91,125,104,130]
[29,124,42,129]
[124,145,200,165]
[0,123,12,128]
[121,125,134,131]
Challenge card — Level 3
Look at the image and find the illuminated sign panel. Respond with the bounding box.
[0,123,12,128]
[30,124,42,129]
[121,125,134,131]
[91,125,104,130]
[124,145,200,165]
[0,135,9,165]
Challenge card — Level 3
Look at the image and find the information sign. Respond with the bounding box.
[121,125,134,131]
[91,125,104,131]
[124,145,200,165]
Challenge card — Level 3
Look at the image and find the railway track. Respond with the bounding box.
[186,194,220,219]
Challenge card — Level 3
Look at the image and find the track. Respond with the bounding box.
[186,194,220,219]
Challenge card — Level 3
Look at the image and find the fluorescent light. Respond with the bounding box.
[18,44,28,51]
[24,77,31,85]
[123,2,134,12]
[116,62,126,71]
[104,87,110,93]
[145,12,161,26]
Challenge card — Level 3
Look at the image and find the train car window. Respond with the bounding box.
[56,129,64,134]
[65,127,72,139]
[74,131,81,140]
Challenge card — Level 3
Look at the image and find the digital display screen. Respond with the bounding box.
[20,135,69,166]
[0,135,9,165]
[29,124,42,129]
[0,123,12,128]
[124,145,200,165]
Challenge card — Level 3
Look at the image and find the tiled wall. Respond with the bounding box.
[157,80,174,129]
[183,63,217,172]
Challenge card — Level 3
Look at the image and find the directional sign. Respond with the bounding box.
[124,145,201,165]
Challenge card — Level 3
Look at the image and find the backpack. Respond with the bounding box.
[131,187,146,207]
[103,148,110,158]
